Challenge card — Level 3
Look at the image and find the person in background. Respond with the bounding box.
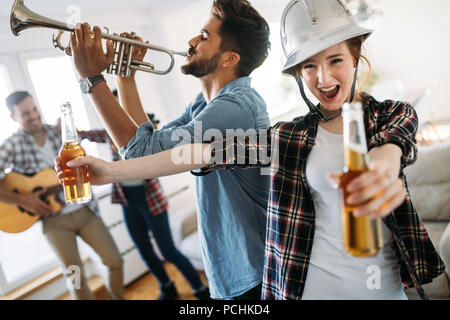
[77,90,210,300]
[0,91,124,300]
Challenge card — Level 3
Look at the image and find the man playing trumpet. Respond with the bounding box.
[68,0,271,300]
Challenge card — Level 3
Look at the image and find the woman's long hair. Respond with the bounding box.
[346,36,372,93]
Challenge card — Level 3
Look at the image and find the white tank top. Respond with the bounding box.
[303,125,407,300]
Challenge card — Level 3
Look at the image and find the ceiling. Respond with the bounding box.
[0,0,186,17]
[1,0,285,19]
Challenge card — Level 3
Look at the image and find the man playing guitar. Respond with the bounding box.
[0,91,124,300]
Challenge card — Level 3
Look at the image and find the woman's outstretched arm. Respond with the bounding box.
[54,143,212,185]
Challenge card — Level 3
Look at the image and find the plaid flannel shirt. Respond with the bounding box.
[78,129,168,216]
[0,124,99,215]
[203,92,445,300]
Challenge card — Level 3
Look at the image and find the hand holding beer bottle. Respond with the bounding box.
[328,102,407,257]
[338,102,383,257]
[59,102,92,204]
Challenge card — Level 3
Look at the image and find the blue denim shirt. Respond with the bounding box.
[120,77,270,298]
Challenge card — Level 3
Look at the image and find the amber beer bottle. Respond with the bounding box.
[340,102,382,257]
[59,102,91,204]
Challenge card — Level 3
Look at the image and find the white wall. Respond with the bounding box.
[360,0,450,123]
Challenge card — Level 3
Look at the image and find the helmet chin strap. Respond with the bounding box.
[294,62,359,122]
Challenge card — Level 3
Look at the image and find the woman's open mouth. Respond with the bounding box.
[318,85,340,102]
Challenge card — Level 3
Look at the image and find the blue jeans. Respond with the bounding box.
[121,185,203,290]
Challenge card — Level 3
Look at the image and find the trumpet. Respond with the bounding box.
[10,0,188,77]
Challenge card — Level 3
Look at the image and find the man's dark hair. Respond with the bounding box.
[212,0,271,77]
[5,91,31,114]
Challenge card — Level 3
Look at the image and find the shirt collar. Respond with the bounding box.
[215,76,252,96]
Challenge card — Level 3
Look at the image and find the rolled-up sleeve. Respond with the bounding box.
[368,100,419,168]
[119,122,158,159]
[120,93,259,160]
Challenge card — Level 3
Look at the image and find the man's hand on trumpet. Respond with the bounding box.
[70,23,115,78]
[118,32,149,79]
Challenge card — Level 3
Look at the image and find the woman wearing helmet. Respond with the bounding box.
[254,0,445,300]
[199,0,444,299]
[247,0,442,300]
[55,0,445,300]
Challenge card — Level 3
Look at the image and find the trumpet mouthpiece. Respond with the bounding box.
[173,50,189,57]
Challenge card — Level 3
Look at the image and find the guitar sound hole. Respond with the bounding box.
[13,188,36,217]
[33,186,50,205]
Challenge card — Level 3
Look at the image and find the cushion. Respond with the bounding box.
[422,221,448,254]
[408,183,450,221]
[404,141,450,185]
[405,274,450,300]
[405,221,449,300]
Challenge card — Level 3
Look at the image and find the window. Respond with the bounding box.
[252,23,308,121]
[27,55,90,130]
[26,54,111,183]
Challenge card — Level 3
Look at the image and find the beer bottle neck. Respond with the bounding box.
[343,104,368,171]
[61,110,79,143]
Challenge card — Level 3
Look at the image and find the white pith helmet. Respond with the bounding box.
[280,0,373,75]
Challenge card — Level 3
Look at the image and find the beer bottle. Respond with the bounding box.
[339,102,382,257]
[59,102,91,204]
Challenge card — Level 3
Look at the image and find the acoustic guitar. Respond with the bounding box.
[0,169,64,233]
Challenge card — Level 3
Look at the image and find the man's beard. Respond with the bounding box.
[181,52,222,78]
[24,117,44,134]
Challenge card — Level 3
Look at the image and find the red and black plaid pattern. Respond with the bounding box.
[78,129,168,216]
[207,92,445,300]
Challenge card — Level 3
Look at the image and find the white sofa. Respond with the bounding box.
[403,141,450,299]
